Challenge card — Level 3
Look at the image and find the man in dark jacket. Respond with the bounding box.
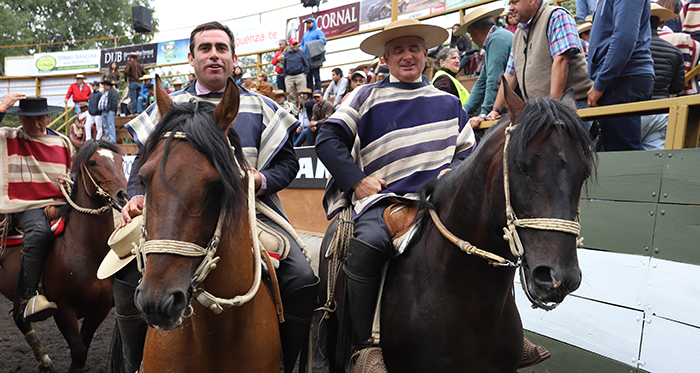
[124,52,146,114]
[284,38,310,105]
[641,4,685,150]
[298,90,334,146]
[86,81,103,140]
[99,80,119,142]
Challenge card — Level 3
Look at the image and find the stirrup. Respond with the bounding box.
[348,347,388,373]
[20,295,58,323]
[519,335,551,368]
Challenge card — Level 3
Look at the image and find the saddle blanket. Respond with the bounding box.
[4,217,65,246]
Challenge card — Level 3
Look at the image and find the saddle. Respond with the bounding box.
[0,206,66,251]
[257,218,291,323]
[381,203,418,251]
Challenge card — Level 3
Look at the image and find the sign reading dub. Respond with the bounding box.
[100,43,157,70]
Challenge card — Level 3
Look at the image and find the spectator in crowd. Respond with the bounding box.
[114,22,317,373]
[324,67,348,109]
[71,102,89,142]
[256,72,274,98]
[294,88,313,146]
[274,90,298,117]
[351,70,367,90]
[162,84,171,94]
[101,61,122,87]
[374,65,390,81]
[578,20,591,55]
[487,0,592,124]
[146,84,155,106]
[451,23,477,74]
[297,89,334,147]
[99,80,118,142]
[2,97,69,325]
[284,37,310,105]
[588,0,654,151]
[505,12,518,33]
[354,63,371,82]
[432,47,470,105]
[315,19,475,370]
[680,0,700,42]
[660,21,700,95]
[577,0,596,22]
[0,93,26,124]
[137,74,153,114]
[124,52,146,114]
[118,86,131,116]
[232,66,244,85]
[171,80,184,92]
[456,3,513,128]
[641,4,685,150]
[273,39,289,91]
[241,72,258,91]
[64,74,91,116]
[657,0,682,32]
[188,72,196,85]
[301,17,327,91]
[85,81,103,141]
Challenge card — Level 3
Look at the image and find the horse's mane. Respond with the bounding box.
[138,98,249,225]
[58,139,123,218]
[410,97,597,250]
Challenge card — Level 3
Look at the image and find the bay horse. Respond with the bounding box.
[0,139,127,373]
[132,78,280,372]
[317,82,596,372]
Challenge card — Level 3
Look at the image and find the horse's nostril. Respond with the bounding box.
[117,190,128,205]
[159,291,187,317]
[531,266,555,290]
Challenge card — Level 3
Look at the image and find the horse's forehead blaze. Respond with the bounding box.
[96,148,115,162]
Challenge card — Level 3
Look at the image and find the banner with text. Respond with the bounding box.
[33,49,101,76]
[295,2,360,41]
[156,38,190,65]
[229,20,286,55]
[100,43,157,70]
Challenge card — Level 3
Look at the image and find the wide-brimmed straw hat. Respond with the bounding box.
[274,90,289,96]
[96,215,144,280]
[75,74,85,79]
[139,74,153,81]
[360,19,449,57]
[454,2,505,36]
[172,80,184,86]
[5,97,63,116]
[299,87,312,94]
[577,22,592,35]
[651,3,676,21]
[126,52,140,59]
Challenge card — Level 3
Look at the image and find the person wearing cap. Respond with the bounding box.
[85,81,103,141]
[300,17,327,91]
[640,4,685,150]
[99,80,119,142]
[0,97,73,324]
[587,0,654,151]
[274,90,298,117]
[284,37,310,105]
[171,80,184,92]
[124,52,146,114]
[454,2,513,128]
[273,39,290,92]
[113,21,317,373]
[136,74,153,114]
[323,67,348,109]
[315,19,475,368]
[486,0,592,126]
[241,72,258,91]
[295,90,333,146]
[64,74,91,117]
[350,70,367,90]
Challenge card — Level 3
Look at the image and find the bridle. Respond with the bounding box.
[59,162,122,214]
[133,131,262,315]
[429,121,583,310]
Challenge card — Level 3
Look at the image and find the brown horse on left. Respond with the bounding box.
[133,76,280,372]
[0,139,128,373]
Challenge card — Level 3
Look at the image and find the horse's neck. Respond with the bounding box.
[202,217,256,297]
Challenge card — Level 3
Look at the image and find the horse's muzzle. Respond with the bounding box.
[522,263,581,307]
[134,286,188,330]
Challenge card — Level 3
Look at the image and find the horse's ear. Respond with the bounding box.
[502,75,525,122]
[155,74,174,117]
[213,77,240,133]
[559,87,577,112]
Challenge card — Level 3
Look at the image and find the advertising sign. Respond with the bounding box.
[33,49,101,76]
[360,0,446,31]
[296,2,361,40]
[289,146,328,189]
[156,38,190,65]
[230,20,286,55]
[100,43,157,70]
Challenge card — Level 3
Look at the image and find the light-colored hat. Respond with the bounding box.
[126,52,140,59]
[585,15,593,22]
[172,80,183,86]
[242,72,252,79]
[75,74,85,79]
[274,90,289,96]
[360,19,449,57]
[651,3,676,21]
[577,22,592,35]
[96,215,144,280]
[455,2,505,36]
[139,74,153,81]
[351,70,367,80]
[78,101,88,108]
[299,87,312,94]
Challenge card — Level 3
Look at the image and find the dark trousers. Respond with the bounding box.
[13,208,53,305]
[351,201,393,257]
[307,68,322,91]
[597,75,654,151]
[277,73,286,92]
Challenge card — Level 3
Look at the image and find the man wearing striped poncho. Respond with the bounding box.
[315,19,476,365]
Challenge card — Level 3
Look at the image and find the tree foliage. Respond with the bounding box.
[0,0,158,75]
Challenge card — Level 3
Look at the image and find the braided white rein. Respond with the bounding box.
[58,165,113,215]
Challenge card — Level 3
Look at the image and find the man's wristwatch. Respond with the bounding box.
[479,113,487,119]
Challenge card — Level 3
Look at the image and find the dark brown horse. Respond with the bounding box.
[133,78,280,372]
[318,83,596,372]
[0,139,127,373]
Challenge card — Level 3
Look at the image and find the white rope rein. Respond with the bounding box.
[58,166,113,215]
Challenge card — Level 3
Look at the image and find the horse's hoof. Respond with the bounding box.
[37,354,56,373]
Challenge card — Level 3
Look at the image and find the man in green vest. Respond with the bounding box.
[485,0,592,121]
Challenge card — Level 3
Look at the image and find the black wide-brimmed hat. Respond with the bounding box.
[5,97,63,116]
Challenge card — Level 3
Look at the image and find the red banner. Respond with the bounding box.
[294,2,360,41]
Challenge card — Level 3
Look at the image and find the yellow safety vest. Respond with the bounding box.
[431,70,470,106]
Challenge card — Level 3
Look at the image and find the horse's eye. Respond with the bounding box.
[88,160,97,166]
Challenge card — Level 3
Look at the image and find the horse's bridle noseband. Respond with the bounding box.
[59,163,121,214]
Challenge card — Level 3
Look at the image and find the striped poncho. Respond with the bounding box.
[0,128,73,214]
[316,78,476,220]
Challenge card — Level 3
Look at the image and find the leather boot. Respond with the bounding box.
[280,277,320,373]
[14,254,57,323]
[111,278,147,373]
[343,238,388,359]
[519,335,551,368]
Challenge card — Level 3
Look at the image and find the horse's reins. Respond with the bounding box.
[429,121,584,308]
[58,164,116,215]
[133,131,262,313]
